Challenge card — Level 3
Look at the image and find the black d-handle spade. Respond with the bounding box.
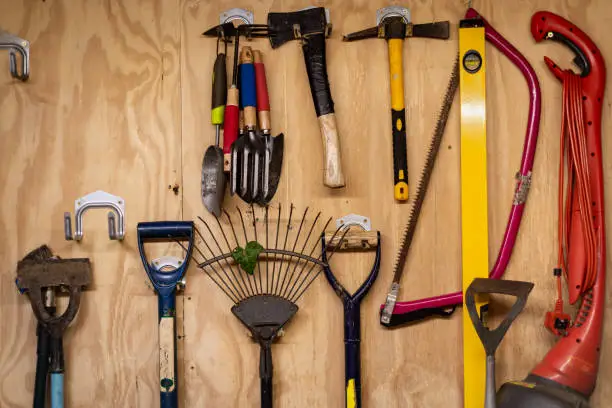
[465,278,534,408]
[321,231,381,408]
[137,221,194,408]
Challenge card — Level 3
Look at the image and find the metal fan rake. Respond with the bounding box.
[181,204,346,408]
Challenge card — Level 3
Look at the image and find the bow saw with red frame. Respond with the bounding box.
[380,8,541,327]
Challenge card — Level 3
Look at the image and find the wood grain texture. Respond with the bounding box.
[1,0,612,407]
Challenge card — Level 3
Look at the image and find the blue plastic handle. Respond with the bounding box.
[137,221,194,298]
[51,373,64,408]
[240,62,256,109]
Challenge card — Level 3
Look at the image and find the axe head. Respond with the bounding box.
[267,7,331,49]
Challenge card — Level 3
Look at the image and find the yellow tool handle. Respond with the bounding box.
[388,39,409,201]
[459,22,488,408]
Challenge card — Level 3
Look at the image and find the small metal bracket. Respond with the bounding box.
[220,8,254,25]
[336,214,371,231]
[380,282,400,325]
[376,6,411,25]
[0,28,30,81]
[513,171,532,205]
[64,190,126,241]
[153,256,186,290]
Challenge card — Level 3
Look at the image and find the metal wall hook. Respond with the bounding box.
[64,190,126,241]
[0,29,30,81]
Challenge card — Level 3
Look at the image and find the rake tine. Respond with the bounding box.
[277,207,308,296]
[280,209,319,298]
[219,211,255,297]
[251,204,263,295]
[208,214,251,299]
[196,220,251,299]
[265,205,270,294]
[291,226,349,303]
[236,207,258,295]
[273,203,294,295]
[285,215,331,301]
[173,237,239,303]
[270,203,282,296]
[192,228,243,302]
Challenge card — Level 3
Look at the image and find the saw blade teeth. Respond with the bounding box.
[391,57,459,283]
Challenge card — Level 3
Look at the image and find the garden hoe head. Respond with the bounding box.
[465,278,534,408]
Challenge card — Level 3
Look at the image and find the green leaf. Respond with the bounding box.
[231,241,263,275]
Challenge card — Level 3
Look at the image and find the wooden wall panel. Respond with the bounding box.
[1,0,612,407]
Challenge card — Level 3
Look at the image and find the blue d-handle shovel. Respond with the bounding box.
[138,221,194,408]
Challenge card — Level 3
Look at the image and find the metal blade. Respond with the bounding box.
[410,22,450,39]
[231,136,245,198]
[380,58,459,325]
[202,146,226,216]
[342,26,379,42]
[261,133,284,204]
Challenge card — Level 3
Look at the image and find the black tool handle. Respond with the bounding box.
[303,32,333,117]
[344,301,362,408]
[302,33,345,188]
[137,221,194,240]
[33,318,53,408]
[211,53,227,126]
[260,341,273,408]
[392,108,408,200]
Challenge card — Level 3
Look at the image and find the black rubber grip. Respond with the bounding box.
[33,320,52,408]
[392,108,408,187]
[303,33,334,117]
[137,221,194,241]
[212,53,227,111]
[381,306,457,327]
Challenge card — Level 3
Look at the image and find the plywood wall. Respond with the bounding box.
[1,0,611,407]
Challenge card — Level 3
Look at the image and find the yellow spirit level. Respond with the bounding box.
[459,18,488,408]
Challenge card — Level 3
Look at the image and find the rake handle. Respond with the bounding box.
[260,341,273,408]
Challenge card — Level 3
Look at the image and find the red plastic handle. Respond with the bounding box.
[253,50,271,131]
[223,87,239,155]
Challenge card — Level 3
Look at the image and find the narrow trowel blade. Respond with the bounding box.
[202,146,226,216]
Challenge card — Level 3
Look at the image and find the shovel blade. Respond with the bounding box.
[202,146,226,216]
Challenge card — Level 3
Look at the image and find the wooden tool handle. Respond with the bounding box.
[324,230,378,250]
[253,50,271,132]
[318,113,345,188]
[158,295,178,407]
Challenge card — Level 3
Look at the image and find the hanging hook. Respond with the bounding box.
[0,29,29,81]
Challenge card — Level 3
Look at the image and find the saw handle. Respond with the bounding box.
[303,33,345,188]
[388,38,409,201]
[253,50,271,132]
